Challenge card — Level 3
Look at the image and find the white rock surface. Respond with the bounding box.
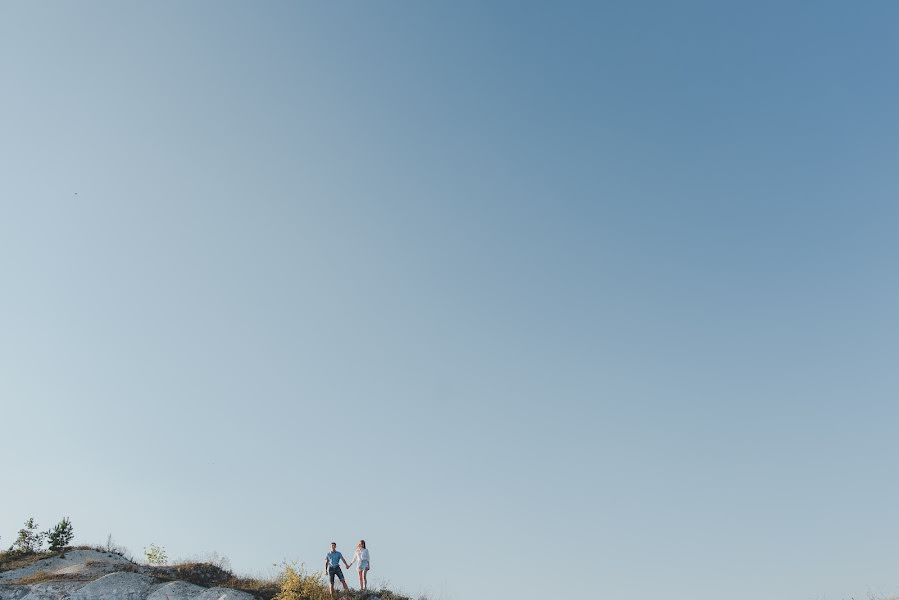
[193,589,255,600]
[146,581,206,600]
[70,572,157,600]
[0,552,258,600]
[0,584,30,600]
[0,551,131,584]
[19,582,84,600]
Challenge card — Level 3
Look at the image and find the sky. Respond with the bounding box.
[1,2,899,599]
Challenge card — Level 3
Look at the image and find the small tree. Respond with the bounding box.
[144,543,167,565]
[47,517,74,551]
[10,518,46,554]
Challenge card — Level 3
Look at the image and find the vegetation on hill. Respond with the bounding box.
[1,516,420,600]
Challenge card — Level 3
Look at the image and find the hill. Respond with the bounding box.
[0,549,396,600]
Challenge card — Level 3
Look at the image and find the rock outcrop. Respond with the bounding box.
[0,551,256,600]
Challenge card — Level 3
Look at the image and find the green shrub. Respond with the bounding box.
[9,518,46,555]
[47,517,74,552]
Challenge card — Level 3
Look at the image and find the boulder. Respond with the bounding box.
[70,572,157,600]
[146,581,206,600]
[194,588,256,600]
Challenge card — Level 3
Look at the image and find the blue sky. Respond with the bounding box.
[2,2,899,599]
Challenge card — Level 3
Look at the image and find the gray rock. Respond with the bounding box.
[0,584,31,600]
[0,550,262,600]
[194,588,256,600]
[70,573,157,600]
[0,551,132,584]
[16,581,84,600]
[146,581,206,600]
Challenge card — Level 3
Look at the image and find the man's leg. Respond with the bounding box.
[341,572,350,592]
[329,570,335,597]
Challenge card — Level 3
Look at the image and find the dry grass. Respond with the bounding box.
[224,574,280,600]
[0,551,59,573]
[369,590,415,600]
[82,559,138,572]
[149,561,279,599]
[72,544,134,562]
[162,562,233,586]
[12,570,81,585]
[1,549,412,600]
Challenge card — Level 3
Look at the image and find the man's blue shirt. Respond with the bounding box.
[327,551,343,567]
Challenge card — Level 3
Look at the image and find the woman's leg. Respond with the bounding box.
[361,567,368,590]
[358,569,364,589]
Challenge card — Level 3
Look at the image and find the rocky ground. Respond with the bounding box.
[0,550,257,600]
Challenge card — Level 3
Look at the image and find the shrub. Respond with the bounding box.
[149,557,279,599]
[47,517,74,552]
[171,561,232,587]
[144,543,167,565]
[223,574,279,600]
[81,534,132,560]
[375,590,414,600]
[273,563,329,600]
[9,518,46,554]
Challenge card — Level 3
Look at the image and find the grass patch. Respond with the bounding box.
[148,561,279,600]
[151,561,232,587]
[0,551,59,573]
[266,563,416,600]
[340,593,413,600]
[12,570,76,585]
[72,543,134,562]
[1,550,416,600]
[224,574,280,600]
[369,590,415,600]
[83,559,137,572]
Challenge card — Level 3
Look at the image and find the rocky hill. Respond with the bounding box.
[0,550,261,600]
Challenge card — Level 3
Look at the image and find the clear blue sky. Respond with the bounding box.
[2,2,899,599]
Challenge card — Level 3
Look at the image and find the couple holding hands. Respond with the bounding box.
[325,540,370,596]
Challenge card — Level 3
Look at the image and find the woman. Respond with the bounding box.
[347,539,370,591]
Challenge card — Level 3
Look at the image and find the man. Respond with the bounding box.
[325,541,351,597]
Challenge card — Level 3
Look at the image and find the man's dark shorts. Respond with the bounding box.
[328,566,345,584]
